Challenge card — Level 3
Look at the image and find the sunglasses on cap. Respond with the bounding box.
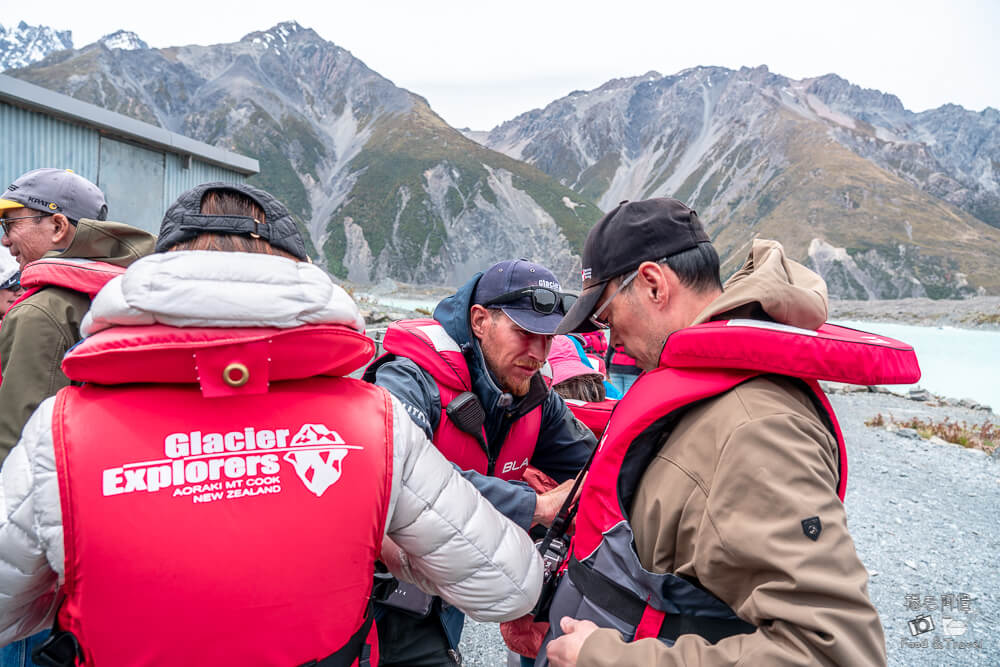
[484,287,578,315]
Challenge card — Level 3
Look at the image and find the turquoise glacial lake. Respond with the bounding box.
[831,320,999,412]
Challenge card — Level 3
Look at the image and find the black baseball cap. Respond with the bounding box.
[156,182,308,260]
[556,198,709,334]
[474,259,568,335]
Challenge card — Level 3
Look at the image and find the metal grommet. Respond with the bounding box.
[223,362,250,387]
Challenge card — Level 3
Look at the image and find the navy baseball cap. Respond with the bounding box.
[0,271,19,291]
[474,259,572,335]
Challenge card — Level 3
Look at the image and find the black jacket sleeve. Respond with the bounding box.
[530,391,596,483]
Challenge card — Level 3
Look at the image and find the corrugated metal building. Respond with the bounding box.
[0,74,258,234]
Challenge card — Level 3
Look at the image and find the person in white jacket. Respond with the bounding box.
[0,182,542,665]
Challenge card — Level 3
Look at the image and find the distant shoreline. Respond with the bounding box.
[828,296,1000,330]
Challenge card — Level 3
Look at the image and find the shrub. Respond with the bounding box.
[865,413,997,455]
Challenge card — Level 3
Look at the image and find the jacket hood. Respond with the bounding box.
[46,219,156,268]
[433,273,480,352]
[433,273,547,415]
[82,251,365,336]
[693,239,828,329]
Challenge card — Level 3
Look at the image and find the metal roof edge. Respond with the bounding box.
[0,74,259,175]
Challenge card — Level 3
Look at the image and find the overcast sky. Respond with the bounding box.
[9,0,1000,130]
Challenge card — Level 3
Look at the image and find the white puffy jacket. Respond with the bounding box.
[0,251,543,644]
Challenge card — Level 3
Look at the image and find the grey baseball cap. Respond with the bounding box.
[0,168,108,224]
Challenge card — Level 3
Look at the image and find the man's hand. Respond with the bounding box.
[532,477,582,527]
[547,617,599,667]
[379,535,407,580]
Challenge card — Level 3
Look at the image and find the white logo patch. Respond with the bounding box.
[101,423,362,504]
[283,424,360,497]
[501,458,529,474]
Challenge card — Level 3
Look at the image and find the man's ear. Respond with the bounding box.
[50,214,75,246]
[636,261,670,306]
[469,304,492,339]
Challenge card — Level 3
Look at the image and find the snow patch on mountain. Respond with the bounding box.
[0,21,72,70]
[99,30,148,51]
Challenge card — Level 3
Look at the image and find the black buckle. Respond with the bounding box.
[372,570,399,601]
[31,630,81,667]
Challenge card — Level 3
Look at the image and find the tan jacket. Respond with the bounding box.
[0,220,155,461]
[579,240,886,666]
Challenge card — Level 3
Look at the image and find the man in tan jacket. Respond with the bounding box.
[546,198,886,666]
[0,169,155,462]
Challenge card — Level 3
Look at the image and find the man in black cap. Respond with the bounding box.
[0,169,155,463]
[365,259,596,666]
[541,198,885,666]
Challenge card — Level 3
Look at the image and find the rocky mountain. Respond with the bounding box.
[0,21,72,71]
[6,22,600,286]
[485,67,1000,298]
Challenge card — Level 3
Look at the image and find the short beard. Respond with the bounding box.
[481,344,538,397]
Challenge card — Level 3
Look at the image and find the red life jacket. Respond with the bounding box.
[52,321,388,666]
[536,320,921,665]
[377,318,540,480]
[579,331,637,370]
[564,399,616,439]
[12,257,126,306]
[0,258,125,383]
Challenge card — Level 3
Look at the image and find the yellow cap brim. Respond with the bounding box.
[0,199,25,212]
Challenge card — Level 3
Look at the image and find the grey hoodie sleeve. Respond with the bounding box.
[384,396,542,621]
[372,357,538,530]
[0,398,61,644]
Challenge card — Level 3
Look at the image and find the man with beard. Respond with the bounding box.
[365,259,596,667]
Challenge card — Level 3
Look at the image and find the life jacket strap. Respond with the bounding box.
[567,558,755,644]
[32,601,376,667]
[300,598,376,667]
[30,630,81,667]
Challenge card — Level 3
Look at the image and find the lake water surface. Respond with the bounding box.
[831,320,999,413]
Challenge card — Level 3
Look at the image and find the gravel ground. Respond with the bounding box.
[458,392,1000,666]
[828,296,1000,330]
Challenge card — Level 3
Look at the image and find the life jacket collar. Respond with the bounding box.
[63,324,375,397]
